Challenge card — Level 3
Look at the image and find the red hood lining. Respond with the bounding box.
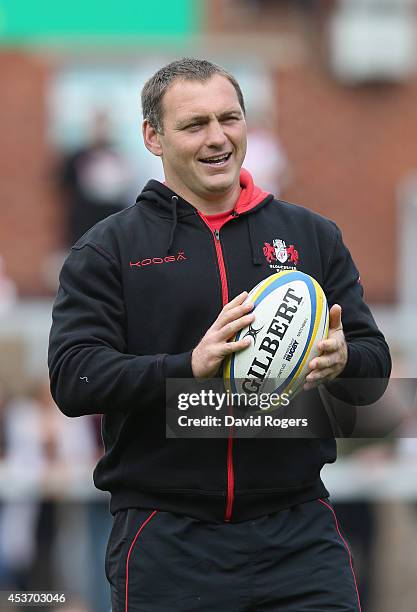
[235,168,271,214]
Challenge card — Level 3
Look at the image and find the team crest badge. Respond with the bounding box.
[263,238,299,270]
[274,239,289,263]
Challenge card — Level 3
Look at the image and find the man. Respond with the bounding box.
[59,110,132,246]
[49,58,391,611]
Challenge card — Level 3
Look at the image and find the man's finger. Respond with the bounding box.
[223,337,252,355]
[219,313,255,341]
[306,366,337,382]
[215,300,254,330]
[222,291,249,312]
[317,337,340,354]
[304,367,338,389]
[308,352,339,371]
[329,304,343,331]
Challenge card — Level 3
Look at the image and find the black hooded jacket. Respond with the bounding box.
[48,170,391,522]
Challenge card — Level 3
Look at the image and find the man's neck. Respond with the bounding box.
[165,181,241,215]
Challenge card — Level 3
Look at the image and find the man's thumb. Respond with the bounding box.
[329,304,343,330]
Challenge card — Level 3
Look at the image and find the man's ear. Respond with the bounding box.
[142,120,163,157]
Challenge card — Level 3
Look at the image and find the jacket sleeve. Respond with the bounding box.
[323,224,391,404]
[48,243,193,417]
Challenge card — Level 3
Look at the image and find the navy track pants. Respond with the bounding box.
[105,498,361,612]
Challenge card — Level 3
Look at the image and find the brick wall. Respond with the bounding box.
[0,51,62,297]
[208,0,417,302]
[1,3,416,301]
[277,65,417,303]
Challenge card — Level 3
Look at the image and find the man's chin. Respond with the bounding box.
[202,174,238,194]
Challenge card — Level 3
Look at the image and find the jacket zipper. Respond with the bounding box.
[213,228,235,522]
[200,219,235,522]
[213,229,229,306]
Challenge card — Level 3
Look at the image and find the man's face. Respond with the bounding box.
[144,74,247,205]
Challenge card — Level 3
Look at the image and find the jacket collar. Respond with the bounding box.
[136,169,274,261]
[136,168,272,217]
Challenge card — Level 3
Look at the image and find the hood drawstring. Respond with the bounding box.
[165,193,265,263]
[167,195,179,255]
[247,214,263,266]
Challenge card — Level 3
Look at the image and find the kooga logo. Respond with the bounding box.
[129,251,187,268]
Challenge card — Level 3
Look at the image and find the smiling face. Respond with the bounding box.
[143,74,247,213]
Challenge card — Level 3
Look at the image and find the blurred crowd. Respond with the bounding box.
[0,104,293,611]
[0,379,112,612]
[0,363,416,611]
[0,45,417,609]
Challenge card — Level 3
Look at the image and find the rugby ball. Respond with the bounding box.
[223,271,329,403]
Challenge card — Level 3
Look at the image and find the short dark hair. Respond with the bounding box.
[141,57,246,133]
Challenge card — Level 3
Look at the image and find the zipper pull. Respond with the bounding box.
[214,229,220,240]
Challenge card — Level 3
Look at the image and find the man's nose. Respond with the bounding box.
[206,120,227,147]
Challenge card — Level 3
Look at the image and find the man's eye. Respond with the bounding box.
[223,116,239,123]
[186,123,202,131]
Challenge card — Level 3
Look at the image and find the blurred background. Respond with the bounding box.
[0,0,417,610]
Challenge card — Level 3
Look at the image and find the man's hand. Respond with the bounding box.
[304,304,348,391]
[192,292,254,379]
